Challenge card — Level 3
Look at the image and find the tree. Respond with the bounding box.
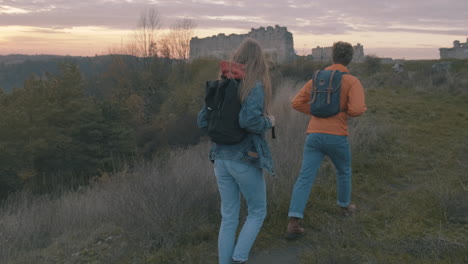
[364,55,382,75]
[135,8,162,58]
[0,63,136,194]
[107,40,140,57]
[160,18,197,62]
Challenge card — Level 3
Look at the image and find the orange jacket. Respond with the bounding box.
[291,64,367,136]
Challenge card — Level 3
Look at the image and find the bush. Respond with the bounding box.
[363,55,382,75]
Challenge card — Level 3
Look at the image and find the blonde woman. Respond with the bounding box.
[197,38,274,264]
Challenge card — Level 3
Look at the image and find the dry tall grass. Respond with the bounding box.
[0,142,219,263]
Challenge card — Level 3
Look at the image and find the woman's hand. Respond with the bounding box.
[266,115,275,127]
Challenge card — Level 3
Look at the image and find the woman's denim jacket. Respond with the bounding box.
[197,81,274,174]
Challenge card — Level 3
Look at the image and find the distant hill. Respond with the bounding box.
[0,54,73,65]
[0,54,144,92]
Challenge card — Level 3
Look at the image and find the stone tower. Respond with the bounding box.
[189,25,296,63]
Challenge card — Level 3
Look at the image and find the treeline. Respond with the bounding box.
[0,54,389,198]
[0,8,210,198]
[0,55,134,92]
[0,56,219,197]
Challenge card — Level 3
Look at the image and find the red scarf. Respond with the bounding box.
[220,60,246,79]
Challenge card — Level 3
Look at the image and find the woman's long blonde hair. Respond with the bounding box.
[230,38,272,113]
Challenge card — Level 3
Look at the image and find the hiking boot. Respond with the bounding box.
[341,203,357,216]
[285,217,305,240]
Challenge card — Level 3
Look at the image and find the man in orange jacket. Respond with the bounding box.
[286,41,367,239]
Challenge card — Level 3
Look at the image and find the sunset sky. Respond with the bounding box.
[0,0,467,59]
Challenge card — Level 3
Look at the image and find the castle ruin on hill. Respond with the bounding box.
[189,25,296,63]
[439,38,468,59]
[311,43,365,62]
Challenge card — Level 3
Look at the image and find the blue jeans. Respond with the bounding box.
[214,159,266,264]
[288,133,352,219]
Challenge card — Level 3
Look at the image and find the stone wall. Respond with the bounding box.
[440,38,468,59]
[189,25,296,63]
[311,43,365,63]
[311,46,332,62]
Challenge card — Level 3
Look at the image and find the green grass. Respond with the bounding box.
[260,88,468,264]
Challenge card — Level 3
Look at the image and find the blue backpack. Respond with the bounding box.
[310,70,347,118]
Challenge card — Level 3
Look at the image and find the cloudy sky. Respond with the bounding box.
[0,0,467,59]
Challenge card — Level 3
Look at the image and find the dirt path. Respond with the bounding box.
[249,247,300,264]
[249,241,308,264]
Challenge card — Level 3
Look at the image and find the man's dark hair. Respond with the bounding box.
[332,41,354,66]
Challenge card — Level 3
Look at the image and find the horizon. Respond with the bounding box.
[0,1,467,60]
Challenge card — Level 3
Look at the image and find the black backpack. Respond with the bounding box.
[204,77,247,145]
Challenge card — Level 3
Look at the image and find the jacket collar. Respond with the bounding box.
[325,64,350,73]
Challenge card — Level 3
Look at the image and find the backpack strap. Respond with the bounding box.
[310,70,320,104]
[327,70,337,104]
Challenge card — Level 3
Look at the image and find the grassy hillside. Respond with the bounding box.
[1,63,467,263]
[265,86,468,264]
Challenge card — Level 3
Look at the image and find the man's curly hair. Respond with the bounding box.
[332,41,354,66]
